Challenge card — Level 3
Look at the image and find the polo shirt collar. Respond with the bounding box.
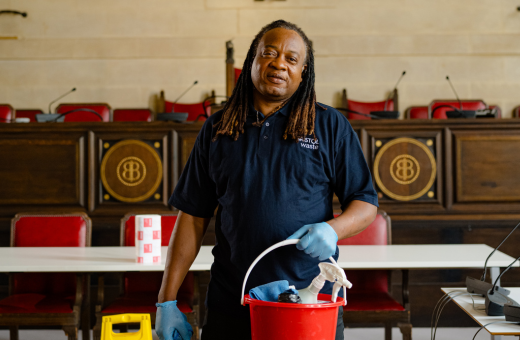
[248,96,293,118]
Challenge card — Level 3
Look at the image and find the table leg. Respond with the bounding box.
[82,273,91,340]
[490,267,501,287]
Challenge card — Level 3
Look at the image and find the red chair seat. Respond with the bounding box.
[101,293,192,314]
[345,292,405,312]
[0,293,74,314]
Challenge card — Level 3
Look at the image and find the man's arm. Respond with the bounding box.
[326,200,377,240]
[158,210,210,303]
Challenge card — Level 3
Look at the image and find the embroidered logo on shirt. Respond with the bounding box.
[298,137,319,150]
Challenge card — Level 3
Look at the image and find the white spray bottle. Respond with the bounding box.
[297,262,353,304]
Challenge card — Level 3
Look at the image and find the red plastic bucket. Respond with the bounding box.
[241,239,349,340]
[244,293,344,340]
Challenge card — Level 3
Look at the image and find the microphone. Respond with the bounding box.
[485,255,520,316]
[445,76,462,110]
[466,221,520,296]
[383,71,406,111]
[48,88,76,114]
[443,76,477,118]
[171,81,198,112]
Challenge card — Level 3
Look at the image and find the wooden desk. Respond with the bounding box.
[2,119,520,223]
[442,288,520,338]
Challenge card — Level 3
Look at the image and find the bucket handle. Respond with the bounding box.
[240,239,347,306]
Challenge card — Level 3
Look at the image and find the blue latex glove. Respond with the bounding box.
[155,300,193,340]
[287,222,338,261]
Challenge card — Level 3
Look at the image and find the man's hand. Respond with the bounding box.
[287,222,338,261]
[155,301,193,340]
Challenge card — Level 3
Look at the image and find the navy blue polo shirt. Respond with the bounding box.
[169,101,378,313]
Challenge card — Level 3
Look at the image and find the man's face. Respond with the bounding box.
[251,28,307,102]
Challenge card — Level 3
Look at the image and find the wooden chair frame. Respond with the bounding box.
[2,212,92,340]
[93,212,200,340]
[341,210,411,340]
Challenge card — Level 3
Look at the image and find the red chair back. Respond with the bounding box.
[347,99,395,120]
[121,213,194,299]
[164,101,211,122]
[15,109,43,122]
[429,100,486,119]
[113,109,152,122]
[337,212,390,293]
[56,103,111,122]
[406,106,429,119]
[0,104,14,123]
[10,213,91,295]
[234,68,242,84]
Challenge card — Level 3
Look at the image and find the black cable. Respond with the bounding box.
[481,221,520,281]
[490,255,520,295]
[52,108,103,122]
[472,321,519,340]
[430,104,463,118]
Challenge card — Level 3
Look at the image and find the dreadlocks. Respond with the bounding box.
[213,19,318,142]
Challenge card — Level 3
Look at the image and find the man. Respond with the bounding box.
[156,20,378,340]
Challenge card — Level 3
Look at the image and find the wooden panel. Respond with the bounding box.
[365,129,444,215]
[456,135,520,202]
[88,129,173,215]
[0,137,84,206]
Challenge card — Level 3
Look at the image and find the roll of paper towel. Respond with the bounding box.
[135,215,161,264]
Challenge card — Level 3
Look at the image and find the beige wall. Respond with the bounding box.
[1,0,519,117]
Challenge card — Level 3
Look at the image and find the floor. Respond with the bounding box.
[0,327,507,340]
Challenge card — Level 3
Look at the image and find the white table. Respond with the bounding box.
[0,244,515,273]
[0,244,516,340]
[442,288,520,339]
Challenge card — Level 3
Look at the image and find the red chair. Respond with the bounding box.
[14,109,43,122]
[337,211,411,340]
[429,100,486,119]
[113,109,153,122]
[158,90,211,122]
[234,68,242,85]
[405,106,429,119]
[0,104,14,123]
[0,212,92,340]
[56,103,111,122]
[93,213,199,340]
[341,89,397,120]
